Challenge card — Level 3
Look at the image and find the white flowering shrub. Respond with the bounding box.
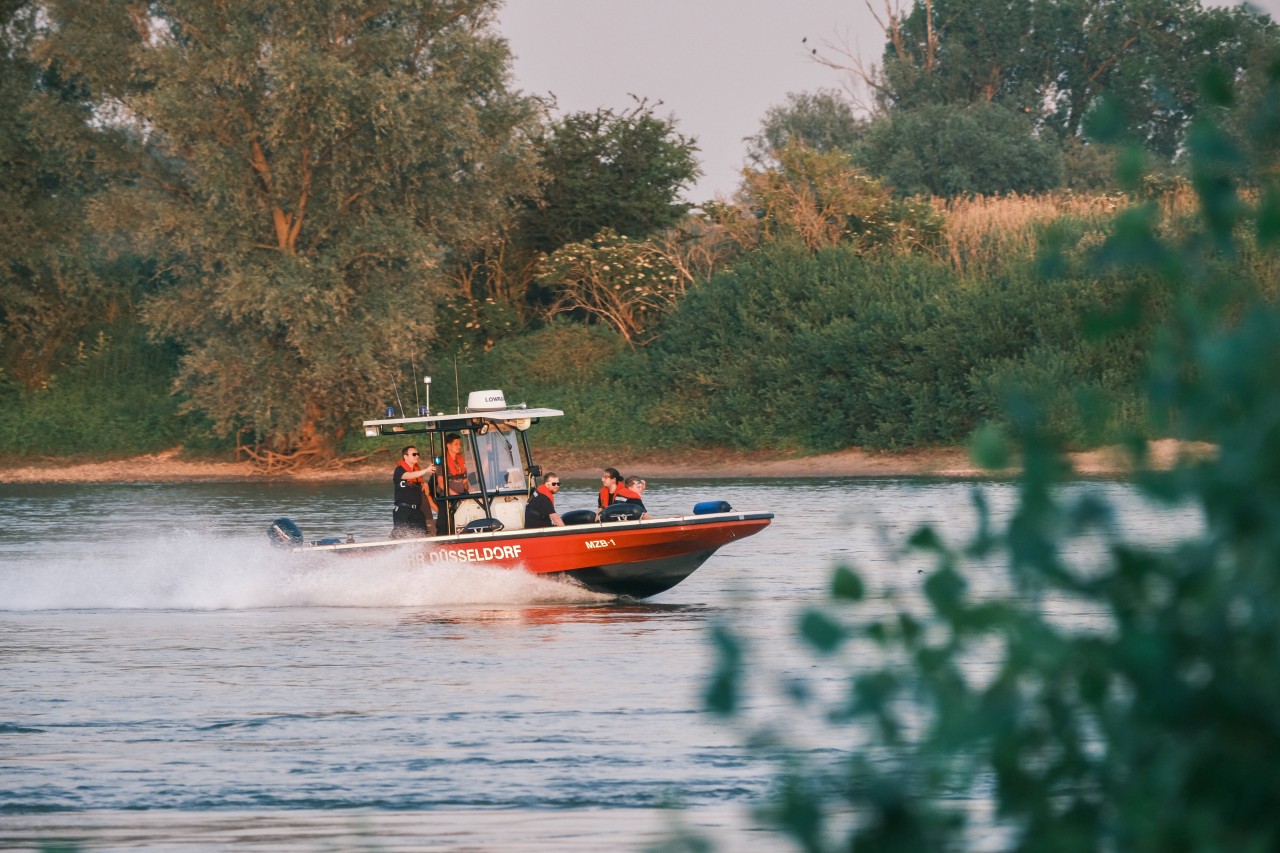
[535,228,687,345]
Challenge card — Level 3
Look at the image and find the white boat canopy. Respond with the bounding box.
[362,389,562,437]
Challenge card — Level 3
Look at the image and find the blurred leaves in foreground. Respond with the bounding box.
[701,64,1280,852]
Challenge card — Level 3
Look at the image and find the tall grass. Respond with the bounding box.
[934,188,1200,275]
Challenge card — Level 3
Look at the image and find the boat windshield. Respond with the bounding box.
[473,424,528,495]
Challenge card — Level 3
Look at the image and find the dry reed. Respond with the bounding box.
[935,188,1200,275]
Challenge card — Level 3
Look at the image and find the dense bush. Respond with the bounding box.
[648,242,1156,451]
[739,145,944,254]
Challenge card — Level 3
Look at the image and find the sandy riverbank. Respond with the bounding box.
[0,440,1201,484]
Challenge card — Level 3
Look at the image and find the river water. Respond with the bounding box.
[0,477,1201,851]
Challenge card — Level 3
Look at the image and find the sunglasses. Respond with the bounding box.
[548,481,561,487]
[407,452,419,457]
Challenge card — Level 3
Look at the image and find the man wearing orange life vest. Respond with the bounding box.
[440,433,469,495]
[525,472,565,528]
[428,432,470,536]
[392,446,437,538]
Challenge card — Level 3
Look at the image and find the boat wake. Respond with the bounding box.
[0,531,608,612]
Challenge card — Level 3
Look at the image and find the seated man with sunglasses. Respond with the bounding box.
[524,472,566,529]
[392,445,438,538]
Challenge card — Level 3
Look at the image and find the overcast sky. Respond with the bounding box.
[498,0,1280,204]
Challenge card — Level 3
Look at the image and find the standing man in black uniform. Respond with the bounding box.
[392,446,437,538]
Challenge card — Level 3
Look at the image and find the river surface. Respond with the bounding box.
[0,477,1201,851]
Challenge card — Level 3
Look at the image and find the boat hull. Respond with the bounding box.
[304,511,773,598]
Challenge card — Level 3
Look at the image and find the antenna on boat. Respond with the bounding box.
[391,374,405,417]
[453,352,461,413]
[410,358,421,413]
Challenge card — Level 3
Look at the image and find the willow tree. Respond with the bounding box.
[39,0,542,461]
[0,0,123,390]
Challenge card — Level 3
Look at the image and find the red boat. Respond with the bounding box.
[269,390,772,598]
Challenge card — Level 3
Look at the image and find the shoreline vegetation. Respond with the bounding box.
[0,439,1204,484]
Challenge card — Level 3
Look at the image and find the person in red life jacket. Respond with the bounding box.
[429,432,470,536]
[439,433,469,496]
[614,475,651,520]
[524,472,565,529]
[392,446,437,538]
[597,467,622,515]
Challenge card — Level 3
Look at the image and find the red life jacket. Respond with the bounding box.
[396,460,437,513]
[614,485,642,501]
[445,451,468,494]
[537,483,557,505]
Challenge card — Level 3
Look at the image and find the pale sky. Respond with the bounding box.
[499,0,1280,204]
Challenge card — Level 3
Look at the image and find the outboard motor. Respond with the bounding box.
[268,517,304,548]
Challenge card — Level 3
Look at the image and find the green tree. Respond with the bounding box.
[744,90,866,168]
[0,0,129,389]
[38,0,541,461]
[1036,0,1277,156]
[520,101,701,255]
[857,101,1063,197]
[879,0,1040,111]
[446,100,701,342]
[875,0,1279,161]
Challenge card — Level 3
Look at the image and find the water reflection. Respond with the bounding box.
[400,601,712,627]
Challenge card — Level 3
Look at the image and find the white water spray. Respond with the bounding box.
[0,531,607,612]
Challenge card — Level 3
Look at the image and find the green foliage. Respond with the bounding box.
[880,0,1039,111]
[36,0,542,454]
[375,322,646,455]
[430,295,525,356]
[745,90,866,168]
[702,63,1280,852]
[447,99,700,327]
[856,102,1063,197]
[1059,137,1121,192]
[877,0,1279,163]
[536,228,685,345]
[7,0,1275,470]
[650,241,1153,451]
[0,323,189,456]
[0,1,131,390]
[520,100,701,254]
[739,144,944,252]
